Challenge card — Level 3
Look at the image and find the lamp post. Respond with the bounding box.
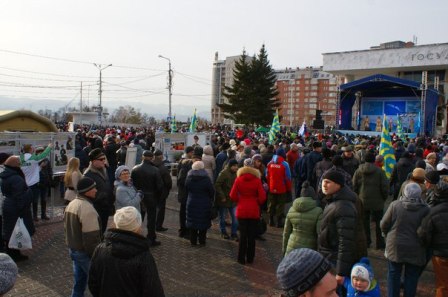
[158,55,172,119]
[93,63,112,124]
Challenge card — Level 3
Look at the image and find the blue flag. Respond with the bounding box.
[379,114,396,179]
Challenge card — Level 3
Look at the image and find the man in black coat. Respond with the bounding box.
[176,146,195,238]
[84,148,114,234]
[131,151,163,246]
[303,141,323,189]
[390,151,415,200]
[104,136,120,184]
[89,206,165,297]
[152,150,172,232]
[341,145,360,178]
[318,170,357,287]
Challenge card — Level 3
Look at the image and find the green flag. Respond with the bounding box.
[189,109,197,133]
[268,109,280,144]
[380,114,396,179]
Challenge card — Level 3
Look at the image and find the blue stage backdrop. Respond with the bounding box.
[361,98,421,133]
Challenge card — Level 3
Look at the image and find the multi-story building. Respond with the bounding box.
[275,67,338,127]
[211,53,339,127]
[211,52,246,125]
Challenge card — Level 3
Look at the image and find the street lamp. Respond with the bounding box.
[93,63,112,124]
[158,55,172,119]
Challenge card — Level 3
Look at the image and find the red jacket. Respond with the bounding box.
[266,155,292,194]
[286,150,299,171]
[230,167,266,219]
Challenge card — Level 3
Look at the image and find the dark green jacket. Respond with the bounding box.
[214,167,236,208]
[283,197,322,255]
[352,162,388,211]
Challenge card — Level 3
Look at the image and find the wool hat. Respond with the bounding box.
[322,170,345,187]
[89,148,105,161]
[276,147,287,159]
[227,159,239,168]
[114,206,142,232]
[300,181,316,199]
[312,141,322,148]
[437,162,448,171]
[220,143,230,151]
[142,150,153,158]
[243,158,253,167]
[425,170,440,185]
[4,156,20,168]
[193,147,203,159]
[411,168,426,181]
[185,146,194,154]
[342,145,353,152]
[192,160,204,170]
[351,257,374,292]
[407,143,416,153]
[416,160,426,170]
[115,165,130,180]
[77,177,96,194]
[402,182,422,201]
[229,139,237,146]
[243,147,252,156]
[277,248,332,295]
[154,149,163,157]
[252,154,262,162]
[364,152,375,163]
[0,253,18,295]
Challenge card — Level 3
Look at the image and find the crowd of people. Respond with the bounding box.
[0,123,447,296]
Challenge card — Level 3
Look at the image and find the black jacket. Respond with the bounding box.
[105,141,120,168]
[84,166,114,214]
[318,186,358,276]
[177,158,193,203]
[89,229,165,297]
[418,183,448,257]
[131,160,163,202]
[152,159,172,201]
[390,156,415,198]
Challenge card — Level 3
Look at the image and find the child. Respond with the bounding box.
[344,257,380,297]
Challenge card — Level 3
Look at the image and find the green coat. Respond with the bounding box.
[352,162,389,211]
[214,167,236,208]
[283,197,323,255]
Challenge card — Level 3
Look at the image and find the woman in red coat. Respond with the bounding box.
[230,159,266,265]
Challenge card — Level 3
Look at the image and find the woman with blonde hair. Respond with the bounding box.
[64,157,82,204]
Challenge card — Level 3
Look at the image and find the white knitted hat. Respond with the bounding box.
[114,206,142,232]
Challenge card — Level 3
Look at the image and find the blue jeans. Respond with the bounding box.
[387,260,422,297]
[69,249,90,297]
[219,207,238,235]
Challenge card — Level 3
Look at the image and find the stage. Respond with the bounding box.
[336,129,418,139]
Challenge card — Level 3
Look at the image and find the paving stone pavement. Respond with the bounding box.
[5,185,436,296]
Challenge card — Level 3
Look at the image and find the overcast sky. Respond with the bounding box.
[0,0,446,118]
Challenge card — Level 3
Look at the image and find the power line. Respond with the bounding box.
[0,72,97,83]
[0,48,93,65]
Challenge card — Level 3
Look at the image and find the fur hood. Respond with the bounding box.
[237,166,260,178]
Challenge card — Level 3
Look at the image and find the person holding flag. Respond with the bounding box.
[268,110,280,144]
[379,114,396,179]
[171,114,177,133]
[298,120,307,137]
[189,109,197,133]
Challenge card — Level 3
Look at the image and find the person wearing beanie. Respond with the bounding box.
[282,181,323,256]
[343,257,380,297]
[152,149,172,232]
[266,150,292,228]
[19,142,52,221]
[214,143,230,181]
[185,160,215,246]
[353,152,388,250]
[230,160,266,264]
[215,158,239,240]
[0,253,18,296]
[397,168,427,201]
[88,206,165,297]
[131,147,163,247]
[318,170,358,284]
[424,170,440,206]
[176,146,196,238]
[390,151,415,200]
[202,145,216,181]
[64,176,102,297]
[84,146,114,234]
[418,180,448,297]
[425,152,437,173]
[113,165,142,213]
[341,145,360,178]
[277,248,336,297]
[238,146,253,167]
[104,135,120,188]
[381,182,429,297]
[313,148,333,191]
[0,156,35,262]
[302,141,323,189]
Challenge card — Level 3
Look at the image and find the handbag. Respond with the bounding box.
[8,218,32,250]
